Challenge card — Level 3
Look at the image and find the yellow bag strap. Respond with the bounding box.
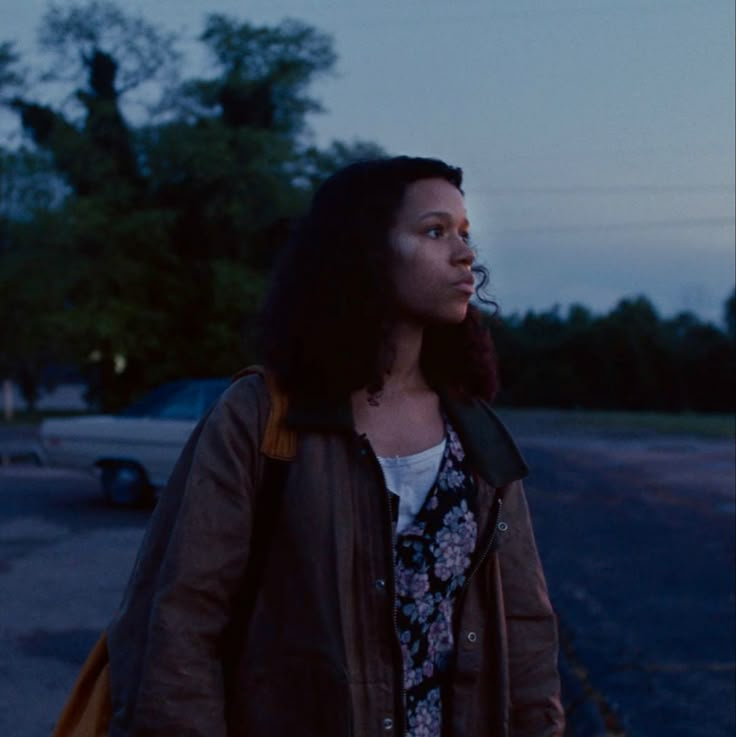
[232,365,297,461]
[51,632,111,737]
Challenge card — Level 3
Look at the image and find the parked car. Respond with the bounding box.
[40,378,229,506]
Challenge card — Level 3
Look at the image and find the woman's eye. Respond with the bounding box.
[426,226,444,238]
[460,231,471,243]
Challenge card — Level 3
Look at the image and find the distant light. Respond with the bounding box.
[114,354,127,374]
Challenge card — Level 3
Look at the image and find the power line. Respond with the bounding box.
[497,216,734,235]
[472,185,732,196]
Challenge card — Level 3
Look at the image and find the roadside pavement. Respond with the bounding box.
[513,425,734,737]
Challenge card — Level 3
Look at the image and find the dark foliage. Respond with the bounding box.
[489,292,736,413]
[0,5,383,411]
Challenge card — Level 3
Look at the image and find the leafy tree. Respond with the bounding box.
[0,41,24,95]
[489,293,734,413]
[593,296,665,409]
[0,147,72,407]
[37,1,180,102]
[1,2,383,410]
[190,15,336,135]
[724,287,736,342]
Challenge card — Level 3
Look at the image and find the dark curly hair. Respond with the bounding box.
[261,156,499,402]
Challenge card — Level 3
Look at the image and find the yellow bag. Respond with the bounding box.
[52,632,111,737]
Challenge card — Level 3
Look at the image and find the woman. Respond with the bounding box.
[106,156,564,737]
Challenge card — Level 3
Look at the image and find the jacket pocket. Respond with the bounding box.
[231,655,353,737]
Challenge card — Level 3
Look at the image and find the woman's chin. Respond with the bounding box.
[428,308,469,326]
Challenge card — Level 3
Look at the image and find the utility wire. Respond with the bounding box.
[497,216,734,235]
[472,185,732,196]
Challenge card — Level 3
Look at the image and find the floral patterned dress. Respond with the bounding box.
[393,418,478,737]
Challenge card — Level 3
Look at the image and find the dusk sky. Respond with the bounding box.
[3,0,734,324]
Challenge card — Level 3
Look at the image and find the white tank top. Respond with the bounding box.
[377,437,447,533]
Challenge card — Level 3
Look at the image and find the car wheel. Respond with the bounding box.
[100,463,152,507]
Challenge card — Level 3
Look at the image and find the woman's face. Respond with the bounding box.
[388,178,475,325]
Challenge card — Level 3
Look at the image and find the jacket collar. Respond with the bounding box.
[439,391,529,487]
[285,391,528,488]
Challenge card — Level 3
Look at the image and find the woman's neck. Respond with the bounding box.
[381,320,428,394]
[351,320,443,455]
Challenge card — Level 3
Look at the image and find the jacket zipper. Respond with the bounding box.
[359,433,407,737]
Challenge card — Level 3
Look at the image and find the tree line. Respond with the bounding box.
[1,3,733,414]
[488,294,735,412]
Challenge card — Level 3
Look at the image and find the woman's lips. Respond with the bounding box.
[454,277,475,295]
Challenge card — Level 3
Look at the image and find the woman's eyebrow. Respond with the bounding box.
[418,211,470,228]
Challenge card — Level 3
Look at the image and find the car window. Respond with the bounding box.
[118,383,183,418]
[119,379,229,420]
[201,380,230,414]
[155,384,203,420]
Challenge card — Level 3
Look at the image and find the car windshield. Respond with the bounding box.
[201,380,230,413]
[119,379,228,420]
[118,383,184,418]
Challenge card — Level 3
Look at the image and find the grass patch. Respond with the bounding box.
[496,407,735,439]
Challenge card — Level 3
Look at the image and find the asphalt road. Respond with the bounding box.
[517,429,735,737]
[0,464,149,737]
[0,425,733,737]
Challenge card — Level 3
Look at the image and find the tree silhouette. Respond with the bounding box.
[0,3,382,410]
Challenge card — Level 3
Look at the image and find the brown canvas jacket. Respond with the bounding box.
[107,372,564,737]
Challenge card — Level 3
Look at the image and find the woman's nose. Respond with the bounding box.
[453,237,475,266]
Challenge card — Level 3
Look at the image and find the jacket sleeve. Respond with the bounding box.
[499,480,565,737]
[108,376,268,737]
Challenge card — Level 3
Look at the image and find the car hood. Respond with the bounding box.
[41,415,118,435]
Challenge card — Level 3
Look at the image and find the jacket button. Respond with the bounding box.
[497,521,508,532]
[383,717,394,730]
[467,631,478,643]
[374,578,386,591]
